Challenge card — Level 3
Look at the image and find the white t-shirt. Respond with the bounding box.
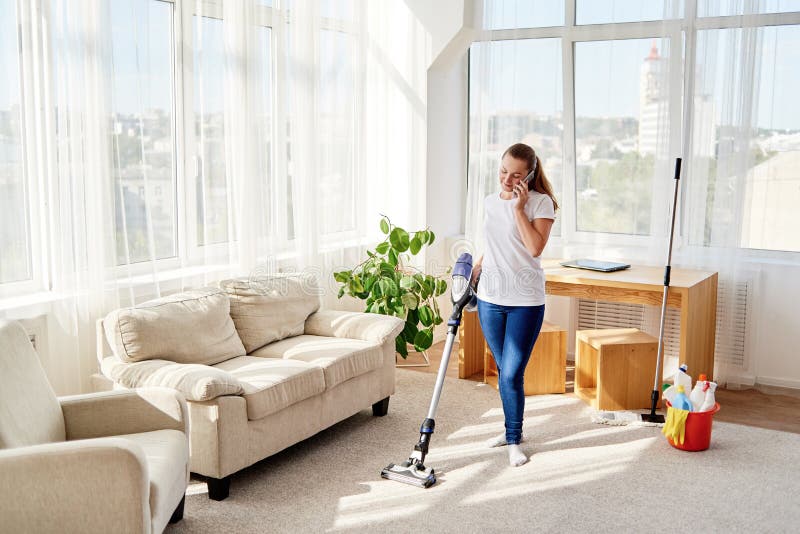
[476,191,556,306]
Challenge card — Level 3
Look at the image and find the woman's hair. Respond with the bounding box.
[502,143,559,211]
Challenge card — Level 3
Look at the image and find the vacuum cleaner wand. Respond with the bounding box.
[381,252,477,488]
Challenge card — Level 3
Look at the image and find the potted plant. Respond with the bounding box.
[333,216,448,358]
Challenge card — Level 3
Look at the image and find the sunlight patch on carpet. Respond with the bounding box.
[446,414,554,440]
[329,461,493,531]
[462,438,656,504]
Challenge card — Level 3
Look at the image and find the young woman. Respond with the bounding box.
[472,142,558,467]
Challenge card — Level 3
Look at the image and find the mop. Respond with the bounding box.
[381,252,477,488]
[592,157,683,428]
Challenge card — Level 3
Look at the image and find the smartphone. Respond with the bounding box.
[513,167,536,197]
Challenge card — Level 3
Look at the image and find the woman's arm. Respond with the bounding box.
[513,210,553,257]
[471,254,483,285]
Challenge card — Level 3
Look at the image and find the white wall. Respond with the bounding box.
[742,262,800,389]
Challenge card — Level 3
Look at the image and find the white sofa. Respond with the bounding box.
[93,273,403,500]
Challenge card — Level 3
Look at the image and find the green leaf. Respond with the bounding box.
[369,302,381,314]
[409,236,422,255]
[413,329,433,351]
[418,305,434,327]
[388,249,398,266]
[349,276,364,294]
[386,278,400,297]
[427,230,436,245]
[395,336,408,358]
[402,320,418,340]
[401,292,418,310]
[435,279,447,296]
[375,241,390,255]
[379,262,395,276]
[380,218,390,234]
[333,271,351,283]
[337,286,345,299]
[364,276,376,293]
[389,228,410,252]
[399,275,415,289]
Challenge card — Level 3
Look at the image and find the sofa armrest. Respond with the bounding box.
[0,438,149,532]
[60,387,188,441]
[304,309,404,344]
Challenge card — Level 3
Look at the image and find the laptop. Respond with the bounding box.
[560,259,631,272]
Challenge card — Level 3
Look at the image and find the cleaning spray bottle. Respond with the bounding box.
[689,373,708,411]
[672,385,693,411]
[698,381,718,412]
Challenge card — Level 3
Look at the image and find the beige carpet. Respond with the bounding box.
[168,369,799,533]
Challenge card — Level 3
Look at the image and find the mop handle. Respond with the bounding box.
[426,331,457,420]
[653,158,682,391]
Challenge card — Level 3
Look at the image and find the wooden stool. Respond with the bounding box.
[575,328,659,411]
[484,321,567,395]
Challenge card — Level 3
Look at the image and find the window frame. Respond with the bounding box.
[0,0,45,298]
[468,0,800,256]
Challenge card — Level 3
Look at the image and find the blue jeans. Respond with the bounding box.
[477,300,545,445]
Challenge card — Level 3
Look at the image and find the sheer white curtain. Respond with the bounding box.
[678,5,772,384]
[3,0,427,393]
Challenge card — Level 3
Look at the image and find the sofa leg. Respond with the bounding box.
[207,476,231,501]
[169,496,185,523]
[372,396,390,416]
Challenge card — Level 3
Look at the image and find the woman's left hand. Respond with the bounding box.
[514,183,528,210]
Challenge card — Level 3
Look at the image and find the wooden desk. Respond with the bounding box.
[458,261,718,381]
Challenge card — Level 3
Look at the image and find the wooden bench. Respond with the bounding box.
[575,328,659,411]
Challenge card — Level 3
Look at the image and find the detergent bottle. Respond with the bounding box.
[662,384,677,405]
[672,385,693,411]
[698,381,718,412]
[689,373,708,411]
[673,363,693,393]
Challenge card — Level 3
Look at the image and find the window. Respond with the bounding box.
[0,0,31,284]
[698,0,800,17]
[317,29,356,236]
[482,0,565,29]
[194,15,229,246]
[469,38,564,235]
[576,0,683,25]
[109,0,177,264]
[468,2,800,253]
[574,38,671,235]
[691,25,800,252]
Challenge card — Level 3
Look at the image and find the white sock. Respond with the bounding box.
[507,444,528,467]
[485,433,527,448]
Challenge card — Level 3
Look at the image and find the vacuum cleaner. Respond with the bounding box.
[380,252,478,488]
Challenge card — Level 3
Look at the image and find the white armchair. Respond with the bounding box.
[0,320,189,534]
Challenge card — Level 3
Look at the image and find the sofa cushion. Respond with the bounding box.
[120,429,188,533]
[213,356,325,421]
[103,288,246,365]
[100,357,243,402]
[249,335,383,389]
[304,310,405,344]
[219,273,321,353]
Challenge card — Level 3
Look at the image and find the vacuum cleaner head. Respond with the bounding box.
[381,461,436,488]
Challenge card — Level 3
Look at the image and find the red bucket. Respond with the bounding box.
[664,401,721,451]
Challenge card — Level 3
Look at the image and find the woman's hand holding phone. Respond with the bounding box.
[513,168,536,198]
